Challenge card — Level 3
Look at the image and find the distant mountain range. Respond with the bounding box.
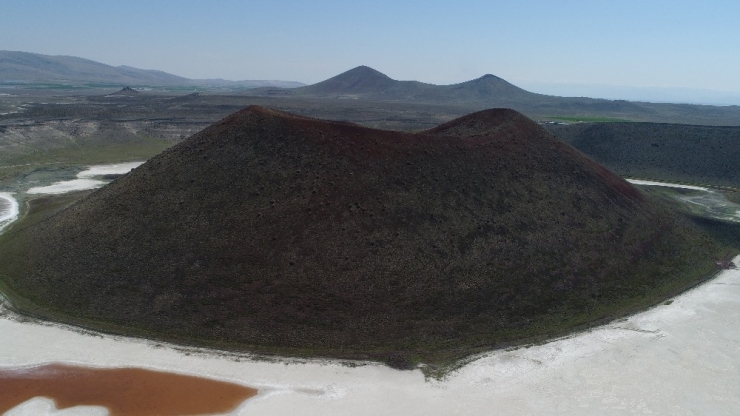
[251,65,539,104]
[292,65,536,102]
[0,51,305,88]
[265,66,739,126]
[3,51,740,125]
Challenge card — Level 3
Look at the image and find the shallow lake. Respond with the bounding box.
[0,364,257,416]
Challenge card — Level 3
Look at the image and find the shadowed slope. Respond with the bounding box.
[0,106,725,367]
[547,122,740,188]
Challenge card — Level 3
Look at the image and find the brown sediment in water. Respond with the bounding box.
[0,363,258,415]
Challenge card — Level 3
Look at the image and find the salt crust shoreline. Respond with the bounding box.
[2,256,739,415]
[626,178,710,191]
[0,192,19,233]
[25,162,144,195]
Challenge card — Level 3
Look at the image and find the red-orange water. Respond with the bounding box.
[0,363,258,415]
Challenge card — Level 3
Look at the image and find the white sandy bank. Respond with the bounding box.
[76,162,144,179]
[626,178,710,191]
[26,179,107,195]
[2,256,739,415]
[0,192,19,233]
[25,162,144,195]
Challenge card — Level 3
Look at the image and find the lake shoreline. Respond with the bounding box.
[0,363,258,415]
[0,192,19,233]
[2,256,739,414]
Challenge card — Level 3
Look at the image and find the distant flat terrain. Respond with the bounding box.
[3,51,740,125]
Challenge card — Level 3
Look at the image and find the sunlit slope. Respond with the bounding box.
[0,106,726,367]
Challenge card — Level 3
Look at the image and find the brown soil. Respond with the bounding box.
[0,363,258,415]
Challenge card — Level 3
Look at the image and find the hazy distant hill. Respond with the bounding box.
[0,106,726,367]
[0,51,189,85]
[252,66,740,126]
[0,51,304,88]
[293,65,535,102]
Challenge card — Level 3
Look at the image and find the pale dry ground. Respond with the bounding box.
[1,256,739,415]
[627,179,740,222]
[75,162,144,178]
[26,179,106,195]
[25,162,143,195]
[626,179,710,191]
[0,192,19,233]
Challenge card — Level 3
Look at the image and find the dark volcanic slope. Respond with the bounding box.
[0,106,724,366]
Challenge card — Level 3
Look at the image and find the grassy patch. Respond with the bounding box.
[4,139,174,166]
[0,139,174,187]
[545,116,632,123]
[725,191,740,205]
[687,216,740,249]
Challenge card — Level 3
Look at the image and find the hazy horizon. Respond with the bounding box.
[2,0,739,104]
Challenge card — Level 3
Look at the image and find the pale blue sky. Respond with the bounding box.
[2,0,739,97]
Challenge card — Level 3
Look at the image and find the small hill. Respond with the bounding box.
[109,86,140,96]
[0,106,726,367]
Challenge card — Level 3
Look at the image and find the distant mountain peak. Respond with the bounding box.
[294,66,535,102]
[335,65,393,82]
[300,65,395,95]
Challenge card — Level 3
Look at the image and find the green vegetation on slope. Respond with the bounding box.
[726,191,740,205]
